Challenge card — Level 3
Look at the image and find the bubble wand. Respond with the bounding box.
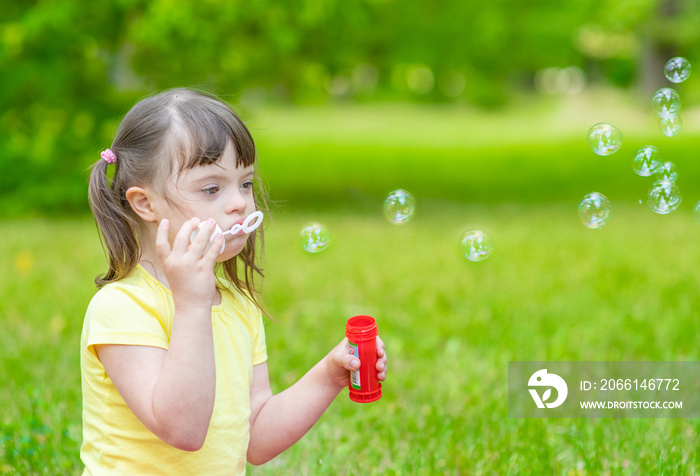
[190,211,264,254]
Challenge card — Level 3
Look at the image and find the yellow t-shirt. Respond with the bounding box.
[80,265,267,475]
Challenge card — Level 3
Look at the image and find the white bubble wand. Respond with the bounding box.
[189,210,264,254]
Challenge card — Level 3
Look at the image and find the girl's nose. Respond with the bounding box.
[225,189,248,214]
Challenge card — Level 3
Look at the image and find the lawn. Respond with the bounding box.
[2,94,700,474]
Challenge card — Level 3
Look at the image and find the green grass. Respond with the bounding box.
[2,204,699,474]
[251,92,700,211]
[253,204,700,474]
[2,97,700,474]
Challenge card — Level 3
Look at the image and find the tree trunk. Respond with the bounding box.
[636,0,680,98]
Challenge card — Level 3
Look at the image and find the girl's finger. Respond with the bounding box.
[343,353,360,372]
[188,218,218,256]
[376,335,385,357]
[203,232,224,262]
[335,338,359,371]
[171,217,201,254]
[375,335,387,380]
[376,354,387,372]
[155,219,172,263]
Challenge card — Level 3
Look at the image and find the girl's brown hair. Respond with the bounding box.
[88,88,267,312]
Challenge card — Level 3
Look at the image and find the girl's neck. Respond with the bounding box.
[139,259,168,287]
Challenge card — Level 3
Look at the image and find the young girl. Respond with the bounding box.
[81,88,387,474]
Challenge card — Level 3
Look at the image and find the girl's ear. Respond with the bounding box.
[125,186,158,222]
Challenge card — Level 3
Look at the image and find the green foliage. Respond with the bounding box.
[2,0,700,217]
[1,1,138,216]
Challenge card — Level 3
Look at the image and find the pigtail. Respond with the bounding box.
[88,153,140,288]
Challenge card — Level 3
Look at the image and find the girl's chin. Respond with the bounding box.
[217,241,247,262]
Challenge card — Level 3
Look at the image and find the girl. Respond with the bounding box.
[81,88,387,474]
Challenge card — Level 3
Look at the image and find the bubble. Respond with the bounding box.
[578,192,612,229]
[587,123,623,156]
[647,180,682,214]
[299,223,331,253]
[693,201,700,224]
[383,189,416,225]
[659,114,682,137]
[656,161,678,183]
[632,146,661,176]
[651,88,681,118]
[664,57,691,83]
[459,229,494,262]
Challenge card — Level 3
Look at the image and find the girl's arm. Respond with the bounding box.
[96,218,222,451]
[247,337,387,465]
[95,317,214,451]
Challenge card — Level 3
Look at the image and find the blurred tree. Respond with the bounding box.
[580,0,700,94]
[1,0,698,216]
[0,0,135,215]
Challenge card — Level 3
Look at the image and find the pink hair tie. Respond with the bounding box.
[101,149,117,164]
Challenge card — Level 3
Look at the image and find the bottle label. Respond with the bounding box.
[348,341,361,390]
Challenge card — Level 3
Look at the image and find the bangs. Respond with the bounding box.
[166,90,256,174]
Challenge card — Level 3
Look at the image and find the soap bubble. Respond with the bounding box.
[632,146,661,176]
[656,161,678,183]
[578,192,612,229]
[647,181,682,214]
[587,123,623,156]
[460,229,494,262]
[383,189,416,225]
[693,201,700,223]
[659,114,682,137]
[651,88,681,118]
[299,223,331,253]
[664,57,691,83]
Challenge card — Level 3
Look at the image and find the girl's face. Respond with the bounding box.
[155,143,257,262]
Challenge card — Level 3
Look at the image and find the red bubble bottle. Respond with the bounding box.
[346,315,382,403]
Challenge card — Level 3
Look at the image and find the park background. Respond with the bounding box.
[2,0,700,473]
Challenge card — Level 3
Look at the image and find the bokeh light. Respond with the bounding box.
[406,65,435,94]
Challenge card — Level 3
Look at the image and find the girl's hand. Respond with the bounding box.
[325,336,388,389]
[155,217,223,309]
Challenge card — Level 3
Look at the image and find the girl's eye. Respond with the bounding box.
[242,181,254,190]
[202,186,219,195]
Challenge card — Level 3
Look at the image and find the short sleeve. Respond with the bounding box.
[84,280,172,354]
[252,310,267,365]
